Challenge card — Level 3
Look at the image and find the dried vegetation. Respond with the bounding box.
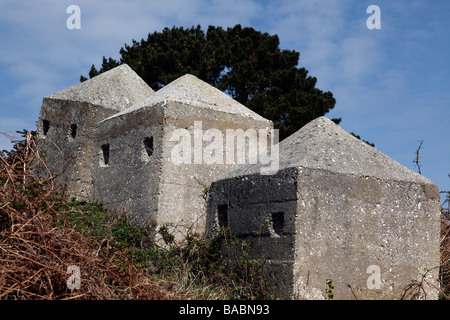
[0,131,449,300]
[0,132,174,299]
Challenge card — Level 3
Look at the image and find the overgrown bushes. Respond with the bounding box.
[0,132,172,299]
[0,132,273,299]
[1,131,449,299]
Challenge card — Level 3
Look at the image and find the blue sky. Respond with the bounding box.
[0,0,449,202]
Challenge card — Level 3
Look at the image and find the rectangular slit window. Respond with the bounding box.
[217,204,228,228]
[101,144,110,165]
[70,124,77,139]
[143,136,154,157]
[271,212,284,236]
[43,120,50,136]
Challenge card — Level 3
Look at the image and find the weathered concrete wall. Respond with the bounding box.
[36,64,153,201]
[207,167,441,300]
[206,168,299,297]
[206,116,441,300]
[93,99,273,241]
[37,98,119,200]
[158,101,274,241]
[293,167,441,300]
[93,104,165,233]
[92,74,273,242]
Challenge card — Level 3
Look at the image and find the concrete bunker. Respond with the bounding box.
[35,64,442,300]
[36,64,154,200]
[206,116,441,299]
[92,73,274,241]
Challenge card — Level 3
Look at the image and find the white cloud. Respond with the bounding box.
[0,0,270,139]
[263,1,384,93]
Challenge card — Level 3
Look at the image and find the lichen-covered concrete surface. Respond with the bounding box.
[207,117,441,299]
[93,73,273,241]
[36,64,153,200]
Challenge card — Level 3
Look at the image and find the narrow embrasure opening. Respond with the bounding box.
[143,136,154,157]
[70,124,77,139]
[271,212,284,236]
[101,144,110,165]
[42,120,50,136]
[217,204,228,228]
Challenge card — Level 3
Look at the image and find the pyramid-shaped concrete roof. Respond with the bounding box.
[221,116,432,183]
[107,74,269,122]
[47,64,154,111]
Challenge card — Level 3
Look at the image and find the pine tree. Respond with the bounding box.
[82,25,339,140]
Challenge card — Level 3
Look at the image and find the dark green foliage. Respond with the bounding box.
[82,25,338,140]
[62,201,273,299]
[62,199,151,250]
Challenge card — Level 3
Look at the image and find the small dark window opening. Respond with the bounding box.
[70,124,77,139]
[143,137,154,157]
[272,212,284,235]
[217,204,228,228]
[43,120,50,136]
[101,144,110,165]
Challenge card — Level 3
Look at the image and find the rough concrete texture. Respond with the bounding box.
[36,64,154,200]
[93,103,165,234]
[94,74,273,241]
[47,64,153,111]
[207,116,441,299]
[221,116,434,183]
[108,74,267,122]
